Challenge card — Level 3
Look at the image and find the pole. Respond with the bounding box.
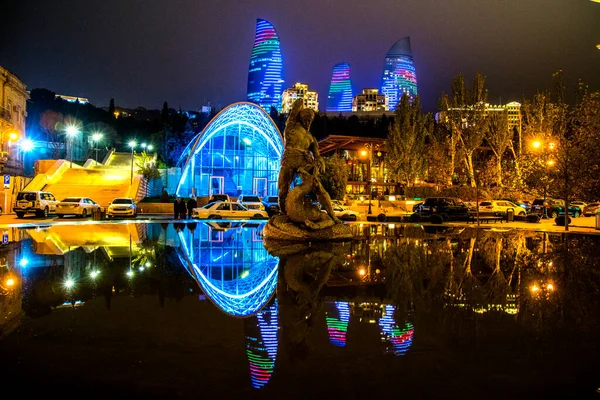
[69,138,73,168]
[130,147,134,184]
[367,146,372,215]
[95,141,99,166]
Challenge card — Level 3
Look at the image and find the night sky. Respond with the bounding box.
[2,0,599,112]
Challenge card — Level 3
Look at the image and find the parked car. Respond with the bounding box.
[570,201,587,209]
[583,202,600,217]
[331,200,348,210]
[530,198,582,218]
[192,201,268,219]
[478,200,527,216]
[332,206,360,221]
[413,197,469,221]
[208,194,230,203]
[107,198,137,218]
[262,196,280,216]
[237,194,265,211]
[56,197,101,218]
[500,198,531,213]
[14,191,59,218]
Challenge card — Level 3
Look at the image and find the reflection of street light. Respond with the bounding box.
[91,132,103,166]
[65,124,80,168]
[128,141,137,184]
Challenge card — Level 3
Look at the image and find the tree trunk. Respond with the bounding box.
[509,145,522,182]
[465,152,476,188]
[496,156,503,187]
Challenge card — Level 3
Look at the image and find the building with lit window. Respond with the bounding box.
[326,62,353,112]
[380,37,418,110]
[281,83,319,113]
[0,65,29,175]
[176,102,283,199]
[55,94,90,104]
[436,101,522,132]
[247,19,285,112]
[352,88,388,112]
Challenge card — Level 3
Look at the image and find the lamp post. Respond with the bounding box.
[129,141,137,184]
[19,139,34,176]
[65,125,80,168]
[532,140,556,219]
[361,146,373,215]
[91,132,103,166]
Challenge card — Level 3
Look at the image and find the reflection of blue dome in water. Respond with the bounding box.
[176,223,278,317]
[176,102,283,198]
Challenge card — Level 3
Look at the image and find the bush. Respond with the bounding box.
[160,190,170,203]
[526,214,540,223]
[554,215,571,226]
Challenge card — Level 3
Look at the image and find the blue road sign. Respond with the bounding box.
[2,233,8,245]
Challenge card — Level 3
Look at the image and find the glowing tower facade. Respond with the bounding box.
[326,62,353,112]
[247,19,285,112]
[380,37,418,110]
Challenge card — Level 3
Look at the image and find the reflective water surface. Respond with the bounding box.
[1,222,599,398]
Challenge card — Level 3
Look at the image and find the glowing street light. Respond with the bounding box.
[65,124,80,168]
[19,258,29,268]
[147,144,154,152]
[90,270,100,279]
[532,140,541,149]
[91,132,103,166]
[64,279,75,289]
[126,270,134,278]
[129,141,137,184]
[5,278,15,287]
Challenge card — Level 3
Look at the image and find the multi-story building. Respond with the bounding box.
[1,66,29,174]
[380,37,418,110]
[247,19,285,112]
[280,83,318,113]
[352,88,388,112]
[55,94,89,104]
[436,101,522,131]
[326,62,353,112]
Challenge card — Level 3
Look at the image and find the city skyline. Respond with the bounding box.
[2,0,599,112]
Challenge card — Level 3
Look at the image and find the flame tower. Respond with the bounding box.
[380,37,418,110]
[326,62,353,112]
[247,19,285,111]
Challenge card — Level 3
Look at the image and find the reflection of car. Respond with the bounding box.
[583,202,600,217]
[208,194,230,203]
[14,191,59,218]
[332,206,359,221]
[262,196,280,216]
[414,197,469,221]
[192,201,268,219]
[478,200,527,216]
[530,198,581,218]
[204,221,247,231]
[237,194,265,211]
[56,197,100,218]
[107,198,137,218]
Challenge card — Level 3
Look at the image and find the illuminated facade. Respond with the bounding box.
[281,83,319,113]
[352,88,388,112]
[380,37,418,110]
[245,301,279,389]
[176,223,279,317]
[0,65,29,174]
[247,19,285,112]
[176,102,283,198]
[325,301,350,347]
[378,305,414,356]
[326,62,353,112]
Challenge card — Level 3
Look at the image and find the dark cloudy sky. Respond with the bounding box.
[2,0,599,112]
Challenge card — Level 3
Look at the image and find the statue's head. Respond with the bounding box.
[298,109,315,129]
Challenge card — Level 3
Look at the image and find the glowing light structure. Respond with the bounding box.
[176,223,278,317]
[326,62,353,112]
[176,102,283,198]
[325,301,350,347]
[380,37,418,110]
[247,19,285,111]
[245,301,279,389]
[378,305,414,356]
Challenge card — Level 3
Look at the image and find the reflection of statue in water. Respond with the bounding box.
[266,99,351,240]
[265,240,345,362]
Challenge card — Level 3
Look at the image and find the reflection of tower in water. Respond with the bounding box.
[245,301,279,389]
[378,305,414,356]
[325,301,350,347]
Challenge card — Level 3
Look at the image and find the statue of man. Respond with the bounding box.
[278,98,340,223]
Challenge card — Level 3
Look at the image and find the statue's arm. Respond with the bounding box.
[286,98,303,128]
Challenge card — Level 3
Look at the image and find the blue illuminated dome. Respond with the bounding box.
[380,37,418,110]
[176,224,279,317]
[176,102,283,198]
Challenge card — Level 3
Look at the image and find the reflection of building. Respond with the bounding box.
[380,37,418,110]
[176,103,283,198]
[325,301,350,347]
[176,222,278,317]
[0,65,29,175]
[378,305,414,356]
[245,301,278,389]
[352,89,388,112]
[247,19,285,112]
[326,63,353,112]
[281,83,319,113]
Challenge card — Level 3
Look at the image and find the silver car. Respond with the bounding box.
[56,197,100,218]
[107,198,137,218]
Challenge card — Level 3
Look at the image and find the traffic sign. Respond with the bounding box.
[2,233,8,245]
[3,174,10,189]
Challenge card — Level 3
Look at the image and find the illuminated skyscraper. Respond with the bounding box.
[326,62,353,112]
[247,19,285,111]
[380,37,418,110]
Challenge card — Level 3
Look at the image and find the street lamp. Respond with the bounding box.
[65,124,80,168]
[531,139,556,218]
[129,141,137,184]
[19,139,34,175]
[91,132,103,166]
[147,144,153,152]
[361,146,373,215]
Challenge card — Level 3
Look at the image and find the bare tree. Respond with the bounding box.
[485,111,512,187]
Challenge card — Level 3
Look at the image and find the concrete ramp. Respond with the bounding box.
[104,152,135,168]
